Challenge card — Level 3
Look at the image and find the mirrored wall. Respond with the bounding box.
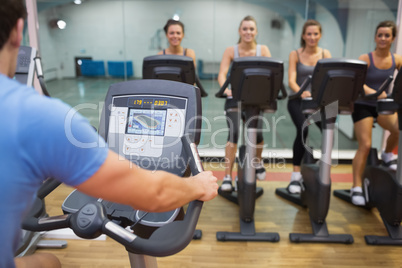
[34,0,400,158]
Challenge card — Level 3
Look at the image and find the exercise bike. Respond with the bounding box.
[215,56,286,242]
[142,54,209,239]
[334,70,402,245]
[143,54,208,97]
[332,75,394,208]
[275,58,367,244]
[60,57,205,240]
[24,79,208,267]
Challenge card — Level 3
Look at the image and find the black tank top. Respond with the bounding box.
[295,49,325,93]
[356,52,396,106]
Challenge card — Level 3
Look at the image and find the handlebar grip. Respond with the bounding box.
[37,178,61,199]
[34,56,51,97]
[364,75,393,100]
[195,75,208,97]
[277,83,288,100]
[123,201,202,256]
[22,214,71,232]
[181,134,204,175]
[215,78,230,98]
[288,75,312,100]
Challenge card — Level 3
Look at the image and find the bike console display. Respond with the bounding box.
[109,95,186,159]
[100,79,201,176]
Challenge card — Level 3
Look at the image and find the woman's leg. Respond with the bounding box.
[287,98,308,193]
[224,141,237,178]
[351,116,374,206]
[255,115,266,180]
[377,112,399,152]
[377,112,399,169]
[352,117,374,188]
[222,109,240,191]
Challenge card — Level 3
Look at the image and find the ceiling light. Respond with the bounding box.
[173,14,180,21]
[49,19,67,29]
[56,20,67,29]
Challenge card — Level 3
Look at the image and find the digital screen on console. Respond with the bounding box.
[126,108,167,136]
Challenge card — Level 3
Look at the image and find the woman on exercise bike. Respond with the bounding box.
[218,15,271,191]
[351,20,402,206]
[286,20,331,194]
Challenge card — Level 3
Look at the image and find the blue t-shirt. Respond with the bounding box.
[0,74,109,267]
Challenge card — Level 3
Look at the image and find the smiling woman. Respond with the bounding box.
[217,15,272,191]
[286,19,331,194]
[350,20,402,206]
[157,19,196,65]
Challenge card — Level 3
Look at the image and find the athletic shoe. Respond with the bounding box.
[255,161,266,181]
[287,172,303,194]
[221,175,233,192]
[287,180,303,194]
[350,186,366,206]
[381,151,397,171]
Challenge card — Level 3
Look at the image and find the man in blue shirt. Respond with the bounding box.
[0,1,218,267]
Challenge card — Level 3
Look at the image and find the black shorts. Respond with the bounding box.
[352,103,378,123]
[224,99,264,144]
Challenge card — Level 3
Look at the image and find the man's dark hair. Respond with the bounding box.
[0,0,27,50]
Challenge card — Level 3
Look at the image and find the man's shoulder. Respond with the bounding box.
[0,76,74,130]
[0,74,30,92]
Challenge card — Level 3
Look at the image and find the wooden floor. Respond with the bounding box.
[36,165,402,268]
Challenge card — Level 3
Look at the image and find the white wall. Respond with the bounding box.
[38,0,294,78]
[39,2,127,78]
[38,8,63,79]
[345,0,396,59]
[315,3,344,57]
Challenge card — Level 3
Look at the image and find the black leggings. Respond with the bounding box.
[225,100,264,144]
[287,98,321,166]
